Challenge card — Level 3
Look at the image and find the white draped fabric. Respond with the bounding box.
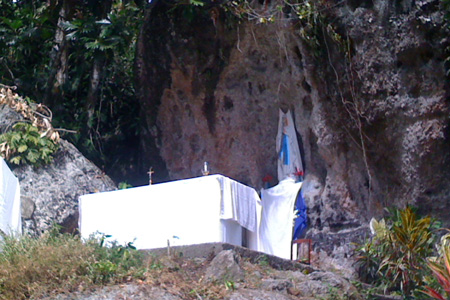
[217,176,258,232]
[260,178,302,259]
[0,157,21,236]
[79,175,261,250]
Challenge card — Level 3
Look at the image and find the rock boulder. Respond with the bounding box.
[15,139,117,235]
[205,249,245,282]
[0,98,116,235]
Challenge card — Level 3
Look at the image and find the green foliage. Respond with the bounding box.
[381,207,435,296]
[60,1,143,171]
[63,2,141,58]
[224,280,236,291]
[355,236,382,284]
[86,234,144,284]
[294,0,323,55]
[256,254,270,266]
[0,0,144,180]
[0,230,145,300]
[355,207,438,298]
[319,285,354,300]
[118,181,133,189]
[352,280,379,300]
[422,233,450,300]
[0,122,59,166]
[189,0,205,7]
[0,0,55,90]
[223,0,347,57]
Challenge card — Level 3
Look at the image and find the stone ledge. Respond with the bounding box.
[141,242,316,273]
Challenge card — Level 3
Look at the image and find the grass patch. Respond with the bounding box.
[0,229,145,300]
[0,228,362,299]
[0,230,256,300]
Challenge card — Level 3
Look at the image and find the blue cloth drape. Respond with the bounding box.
[293,189,307,240]
[279,133,290,165]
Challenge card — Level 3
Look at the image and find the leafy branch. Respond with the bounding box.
[0,122,59,166]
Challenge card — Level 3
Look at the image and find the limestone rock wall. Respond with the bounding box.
[136,0,449,236]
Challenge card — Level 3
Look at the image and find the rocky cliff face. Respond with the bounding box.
[136,0,449,247]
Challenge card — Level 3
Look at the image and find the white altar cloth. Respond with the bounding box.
[79,175,261,250]
[0,157,21,236]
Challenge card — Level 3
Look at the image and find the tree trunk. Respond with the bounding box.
[44,0,73,110]
[85,57,104,129]
[84,0,112,129]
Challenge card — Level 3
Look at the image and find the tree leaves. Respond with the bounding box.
[17,145,28,153]
[0,0,144,176]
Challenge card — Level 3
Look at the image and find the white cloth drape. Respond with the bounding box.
[276,109,303,181]
[247,198,262,251]
[260,178,302,259]
[218,176,258,232]
[0,157,21,236]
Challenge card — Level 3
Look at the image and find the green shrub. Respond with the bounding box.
[355,207,437,298]
[0,122,59,166]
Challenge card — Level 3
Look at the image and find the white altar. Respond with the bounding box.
[79,175,261,250]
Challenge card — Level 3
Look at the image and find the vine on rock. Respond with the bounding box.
[222,0,347,57]
[0,86,60,166]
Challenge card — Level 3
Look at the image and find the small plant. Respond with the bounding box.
[256,254,270,267]
[355,207,437,298]
[0,122,59,166]
[224,280,236,290]
[355,237,382,284]
[352,280,379,300]
[118,181,133,189]
[318,284,353,300]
